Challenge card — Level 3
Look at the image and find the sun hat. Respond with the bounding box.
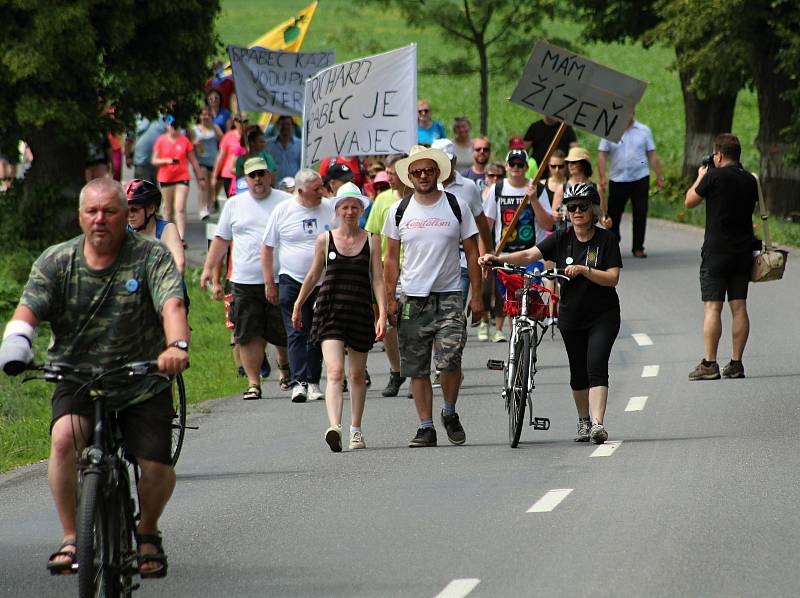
[334,181,370,210]
[373,171,390,185]
[243,156,270,175]
[508,135,526,150]
[431,138,456,160]
[396,144,452,187]
[565,147,592,163]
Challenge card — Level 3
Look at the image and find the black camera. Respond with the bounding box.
[701,154,716,169]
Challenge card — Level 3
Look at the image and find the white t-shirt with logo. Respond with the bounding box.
[215,188,292,284]
[382,192,478,297]
[263,197,335,284]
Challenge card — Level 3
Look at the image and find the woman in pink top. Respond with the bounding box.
[211,114,247,198]
[151,116,206,241]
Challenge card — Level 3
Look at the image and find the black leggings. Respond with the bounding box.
[559,310,620,390]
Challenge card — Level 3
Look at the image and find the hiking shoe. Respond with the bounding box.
[688,360,720,381]
[291,383,307,403]
[349,430,366,450]
[590,424,608,445]
[307,383,324,401]
[574,418,591,442]
[492,329,507,343]
[409,427,437,447]
[722,360,745,379]
[477,320,489,342]
[382,371,406,397]
[325,425,342,452]
[441,411,466,445]
[432,371,441,388]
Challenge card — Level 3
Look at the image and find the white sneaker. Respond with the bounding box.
[477,320,489,341]
[291,384,307,403]
[349,430,366,450]
[307,383,324,401]
[590,424,608,444]
[199,207,211,221]
[492,329,507,343]
[325,425,343,452]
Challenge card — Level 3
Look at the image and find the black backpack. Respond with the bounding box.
[394,191,462,227]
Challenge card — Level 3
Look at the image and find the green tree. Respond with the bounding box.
[360,0,558,135]
[0,0,219,200]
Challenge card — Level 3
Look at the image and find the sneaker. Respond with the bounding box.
[291,383,307,403]
[409,427,437,448]
[382,371,406,397]
[441,411,466,445]
[365,369,372,387]
[477,320,489,342]
[688,360,721,381]
[574,418,591,442]
[199,207,211,221]
[260,354,271,379]
[349,430,366,450]
[432,371,441,388]
[590,424,608,444]
[492,329,507,343]
[722,360,745,379]
[325,425,342,452]
[307,383,324,401]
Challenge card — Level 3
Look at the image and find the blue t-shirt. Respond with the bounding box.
[417,121,446,145]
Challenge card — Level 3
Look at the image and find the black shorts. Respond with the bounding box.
[700,250,751,302]
[51,385,174,465]
[231,282,288,346]
[160,180,190,188]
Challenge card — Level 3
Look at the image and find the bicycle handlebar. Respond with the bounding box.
[24,360,163,384]
[492,264,570,282]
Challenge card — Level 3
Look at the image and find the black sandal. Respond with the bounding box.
[278,363,291,391]
[242,384,262,400]
[136,532,168,579]
[46,538,77,575]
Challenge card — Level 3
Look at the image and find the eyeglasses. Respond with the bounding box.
[549,164,565,169]
[486,173,504,179]
[566,202,591,213]
[418,109,430,114]
[409,167,437,178]
[473,147,490,153]
[508,161,527,169]
[247,170,267,178]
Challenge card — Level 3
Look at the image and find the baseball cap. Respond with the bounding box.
[324,162,354,184]
[431,138,456,160]
[508,136,526,150]
[243,157,270,175]
[506,148,529,164]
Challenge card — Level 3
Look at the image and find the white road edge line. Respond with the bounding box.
[590,441,623,457]
[641,365,660,377]
[632,333,654,346]
[434,578,481,598]
[527,488,573,513]
[625,396,648,411]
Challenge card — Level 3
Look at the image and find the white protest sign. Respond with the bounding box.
[510,41,648,142]
[228,45,335,116]
[302,45,417,167]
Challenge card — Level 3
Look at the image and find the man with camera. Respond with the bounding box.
[684,133,758,380]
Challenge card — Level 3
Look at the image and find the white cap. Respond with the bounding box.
[431,138,456,160]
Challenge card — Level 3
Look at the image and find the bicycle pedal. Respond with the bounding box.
[185,425,199,430]
[532,417,550,430]
[486,359,505,371]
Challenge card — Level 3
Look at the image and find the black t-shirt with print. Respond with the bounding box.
[537,226,622,329]
[694,163,758,254]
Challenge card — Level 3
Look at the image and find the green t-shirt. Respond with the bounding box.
[20,231,184,408]
[364,188,402,262]
[525,157,540,180]
[234,150,278,179]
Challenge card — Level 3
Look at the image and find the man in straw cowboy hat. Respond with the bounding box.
[382,145,484,448]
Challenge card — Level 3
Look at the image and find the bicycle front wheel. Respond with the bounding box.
[170,374,187,466]
[77,470,111,598]
[509,329,531,448]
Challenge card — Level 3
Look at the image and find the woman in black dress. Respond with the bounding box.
[479,183,622,444]
[292,183,387,452]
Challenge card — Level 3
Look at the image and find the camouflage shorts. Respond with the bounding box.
[397,292,467,378]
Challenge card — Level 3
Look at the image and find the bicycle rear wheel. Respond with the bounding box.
[170,374,187,466]
[509,329,531,448]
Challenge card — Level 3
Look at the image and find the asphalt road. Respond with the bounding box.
[1,216,799,597]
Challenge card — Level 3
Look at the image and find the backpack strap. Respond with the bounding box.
[494,179,504,202]
[394,195,412,227]
[443,191,462,224]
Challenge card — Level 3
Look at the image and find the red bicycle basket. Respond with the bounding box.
[495,270,558,321]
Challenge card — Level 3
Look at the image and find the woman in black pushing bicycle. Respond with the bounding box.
[479,183,622,444]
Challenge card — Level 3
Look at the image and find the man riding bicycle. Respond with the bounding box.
[0,178,189,579]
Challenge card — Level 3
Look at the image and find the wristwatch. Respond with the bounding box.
[169,339,189,352]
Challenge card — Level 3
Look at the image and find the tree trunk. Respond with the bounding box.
[752,41,800,218]
[477,38,489,135]
[677,58,737,180]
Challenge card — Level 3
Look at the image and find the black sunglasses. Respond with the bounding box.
[473,146,490,153]
[567,202,591,213]
[508,161,527,168]
[409,166,437,178]
[418,109,430,114]
[247,170,267,178]
[549,164,565,169]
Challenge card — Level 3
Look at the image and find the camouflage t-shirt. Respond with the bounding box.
[20,231,184,408]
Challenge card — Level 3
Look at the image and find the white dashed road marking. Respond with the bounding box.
[632,333,654,346]
[434,578,481,598]
[625,396,649,411]
[641,365,660,377]
[527,489,573,513]
[590,441,623,457]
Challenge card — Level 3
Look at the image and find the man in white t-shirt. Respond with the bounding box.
[262,169,335,403]
[482,148,554,342]
[201,157,292,400]
[383,145,484,448]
